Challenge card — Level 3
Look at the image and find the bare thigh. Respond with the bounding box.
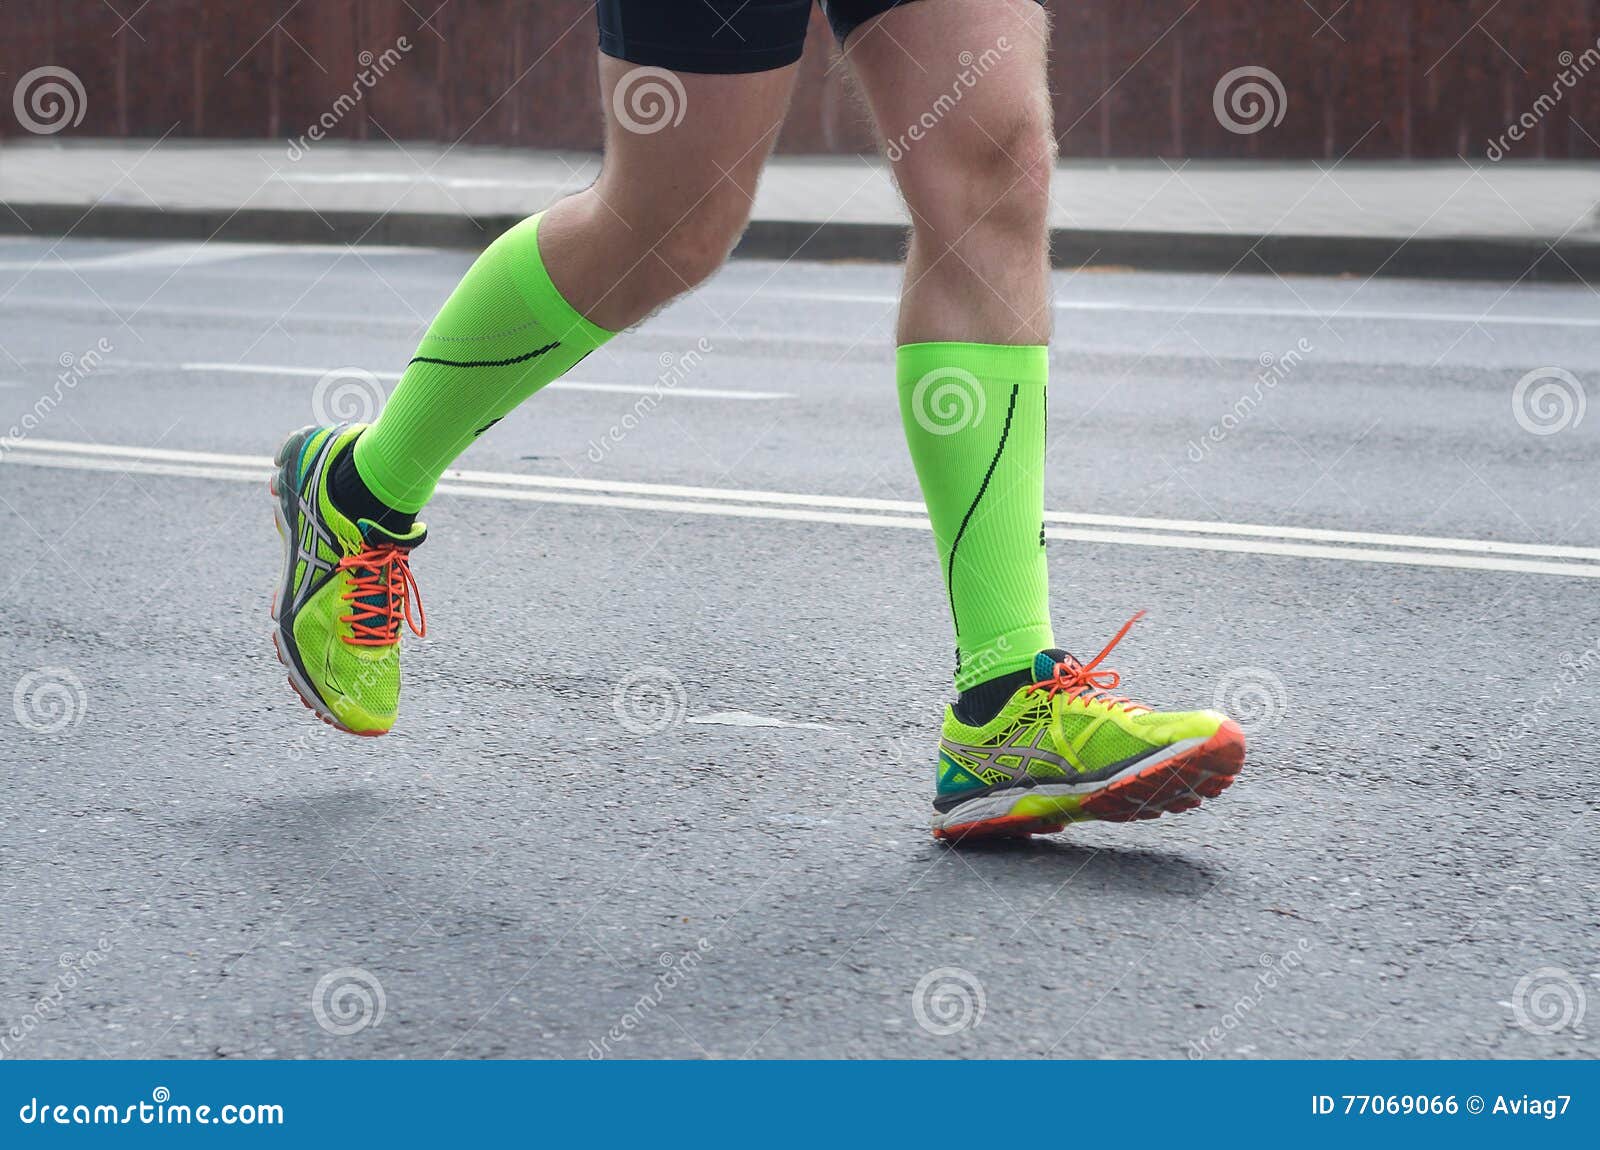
[541,55,800,329]
[845,0,1054,344]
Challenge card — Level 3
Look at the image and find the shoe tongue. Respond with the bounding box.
[347,520,425,624]
[1032,648,1075,683]
[358,519,427,549]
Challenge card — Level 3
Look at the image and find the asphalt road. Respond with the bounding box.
[1,237,1596,1059]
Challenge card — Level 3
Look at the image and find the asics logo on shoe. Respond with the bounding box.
[939,727,1074,786]
[289,435,341,614]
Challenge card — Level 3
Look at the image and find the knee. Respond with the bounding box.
[651,192,749,288]
[903,108,1054,247]
[605,178,749,294]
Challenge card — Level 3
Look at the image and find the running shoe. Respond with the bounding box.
[931,613,1244,841]
[269,424,425,735]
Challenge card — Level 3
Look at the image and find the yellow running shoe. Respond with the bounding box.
[931,613,1245,841]
[269,425,425,736]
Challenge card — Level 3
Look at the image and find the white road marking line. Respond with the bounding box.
[276,172,573,191]
[733,289,1600,330]
[176,361,790,401]
[6,438,1598,580]
[27,437,1588,564]
[686,712,835,730]
[0,242,422,272]
[11,241,1579,328]
[14,281,1597,334]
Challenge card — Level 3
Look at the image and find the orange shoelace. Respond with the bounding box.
[1027,610,1147,712]
[337,545,426,646]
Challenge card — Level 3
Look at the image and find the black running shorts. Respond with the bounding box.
[597,0,930,74]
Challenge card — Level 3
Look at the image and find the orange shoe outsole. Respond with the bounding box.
[933,721,1245,842]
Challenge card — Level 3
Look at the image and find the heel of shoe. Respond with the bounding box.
[274,425,321,471]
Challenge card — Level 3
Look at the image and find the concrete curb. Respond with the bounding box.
[3,200,1596,282]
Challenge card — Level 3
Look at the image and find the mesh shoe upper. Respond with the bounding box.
[936,615,1228,802]
[279,425,425,732]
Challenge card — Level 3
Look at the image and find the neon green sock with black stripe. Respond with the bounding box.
[350,212,614,514]
[897,342,1053,691]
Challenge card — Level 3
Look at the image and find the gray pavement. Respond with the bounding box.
[1,237,1597,1059]
[5,139,1600,278]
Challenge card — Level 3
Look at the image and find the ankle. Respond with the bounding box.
[330,439,415,535]
[954,667,1032,727]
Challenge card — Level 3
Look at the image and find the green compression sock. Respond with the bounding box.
[351,212,614,513]
[896,342,1053,691]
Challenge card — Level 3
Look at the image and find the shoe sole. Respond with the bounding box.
[931,720,1245,842]
[269,441,387,739]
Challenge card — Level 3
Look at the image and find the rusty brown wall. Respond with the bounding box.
[3,1,1597,158]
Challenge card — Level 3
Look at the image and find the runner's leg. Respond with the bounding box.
[272,3,807,735]
[341,31,803,528]
[845,0,1055,714]
[839,2,1245,840]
